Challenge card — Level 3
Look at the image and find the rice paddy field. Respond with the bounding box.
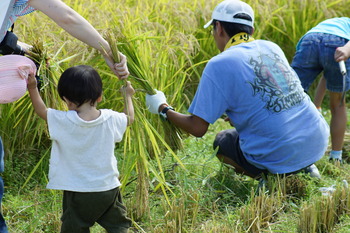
[1,0,350,232]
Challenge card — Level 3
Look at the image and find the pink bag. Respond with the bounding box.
[0,55,37,104]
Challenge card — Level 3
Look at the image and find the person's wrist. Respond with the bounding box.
[158,103,169,113]
[27,86,37,91]
[159,104,174,121]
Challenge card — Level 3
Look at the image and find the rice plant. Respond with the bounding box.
[299,181,350,233]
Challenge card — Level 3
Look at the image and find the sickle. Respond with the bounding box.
[339,60,347,106]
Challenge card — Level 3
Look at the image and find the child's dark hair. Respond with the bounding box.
[213,13,253,37]
[57,65,102,107]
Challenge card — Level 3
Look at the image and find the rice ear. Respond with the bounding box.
[104,31,121,63]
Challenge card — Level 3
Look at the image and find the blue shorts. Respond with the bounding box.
[291,33,350,92]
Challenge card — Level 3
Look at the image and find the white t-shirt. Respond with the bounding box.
[47,108,128,192]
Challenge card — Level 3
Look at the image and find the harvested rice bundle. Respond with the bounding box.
[26,40,66,110]
[104,32,183,151]
[26,40,49,90]
[104,31,121,64]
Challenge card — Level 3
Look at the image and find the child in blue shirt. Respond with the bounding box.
[291,17,350,162]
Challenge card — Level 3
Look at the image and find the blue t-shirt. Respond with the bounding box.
[296,17,350,50]
[308,17,350,40]
[188,39,329,174]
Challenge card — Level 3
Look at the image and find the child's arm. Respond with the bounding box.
[27,74,48,122]
[120,81,135,126]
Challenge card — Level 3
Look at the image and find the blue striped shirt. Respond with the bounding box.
[1,0,35,42]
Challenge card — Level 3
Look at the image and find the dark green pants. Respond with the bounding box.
[60,187,131,233]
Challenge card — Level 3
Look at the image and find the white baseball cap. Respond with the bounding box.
[204,0,254,28]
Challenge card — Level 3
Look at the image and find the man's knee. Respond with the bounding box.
[216,153,258,178]
[213,130,225,149]
[213,129,238,150]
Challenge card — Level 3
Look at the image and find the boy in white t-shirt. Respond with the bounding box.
[27,65,134,233]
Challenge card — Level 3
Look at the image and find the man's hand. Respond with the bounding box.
[146,90,167,114]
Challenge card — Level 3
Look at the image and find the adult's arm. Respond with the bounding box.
[158,104,209,137]
[28,0,129,79]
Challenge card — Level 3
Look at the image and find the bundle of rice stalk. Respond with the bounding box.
[104,31,183,151]
[104,31,121,64]
[26,40,65,110]
[26,40,51,91]
[104,32,156,94]
[8,40,65,151]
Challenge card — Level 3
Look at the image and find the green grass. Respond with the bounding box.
[1,0,350,232]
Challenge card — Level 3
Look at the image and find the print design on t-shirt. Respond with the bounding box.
[248,52,305,113]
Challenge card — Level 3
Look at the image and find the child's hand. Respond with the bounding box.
[27,73,37,90]
[335,42,350,62]
[120,81,135,97]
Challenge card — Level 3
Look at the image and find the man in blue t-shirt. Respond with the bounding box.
[146,0,329,180]
[291,17,350,162]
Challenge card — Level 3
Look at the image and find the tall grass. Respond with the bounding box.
[1,0,350,232]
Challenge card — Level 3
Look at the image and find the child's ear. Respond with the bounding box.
[63,97,75,109]
[97,95,103,103]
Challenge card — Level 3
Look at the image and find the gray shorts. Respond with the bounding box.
[61,187,131,233]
